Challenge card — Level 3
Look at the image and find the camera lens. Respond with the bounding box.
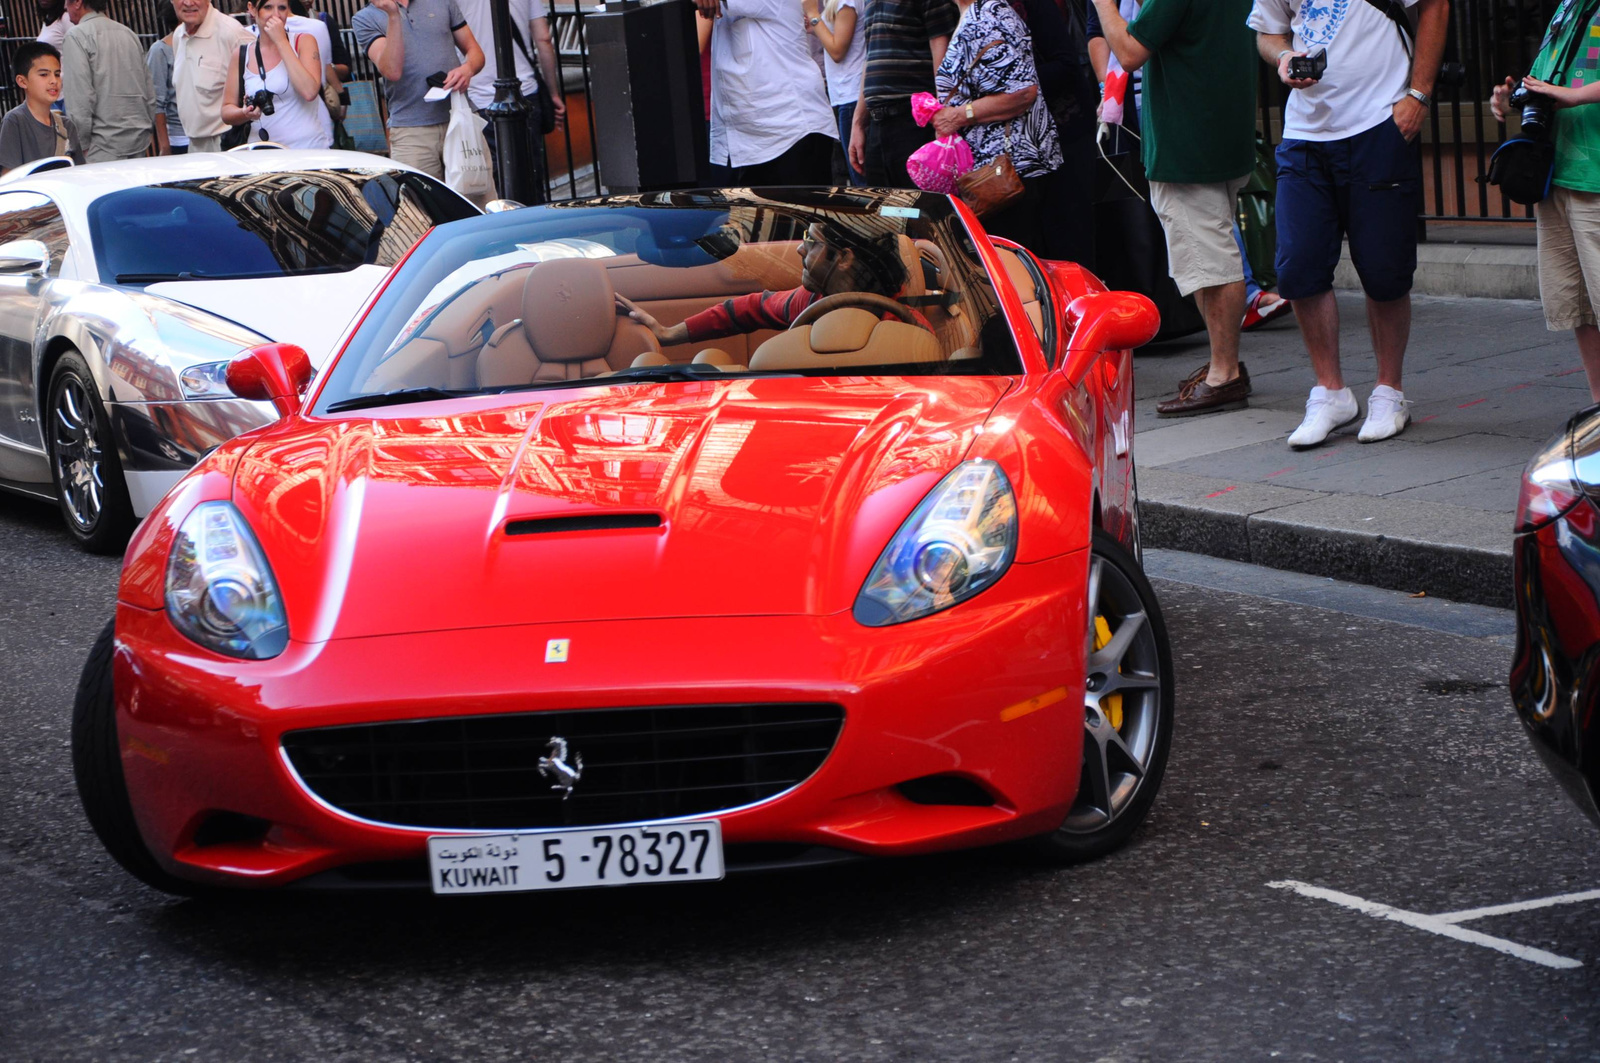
[1511,84,1552,140]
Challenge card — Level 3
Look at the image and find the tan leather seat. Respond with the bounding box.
[632,351,671,367]
[994,247,1045,342]
[750,307,942,370]
[692,347,745,370]
[476,258,658,386]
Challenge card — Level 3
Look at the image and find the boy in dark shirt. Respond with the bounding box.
[0,42,84,174]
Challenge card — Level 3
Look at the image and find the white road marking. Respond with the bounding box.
[1432,888,1600,925]
[1267,879,1585,970]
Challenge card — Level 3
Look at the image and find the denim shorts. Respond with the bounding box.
[1274,118,1423,302]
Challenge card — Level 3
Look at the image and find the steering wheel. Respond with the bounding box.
[789,292,924,330]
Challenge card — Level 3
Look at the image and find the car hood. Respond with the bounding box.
[143,265,391,366]
[232,375,1013,640]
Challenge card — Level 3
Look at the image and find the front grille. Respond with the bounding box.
[281,703,845,830]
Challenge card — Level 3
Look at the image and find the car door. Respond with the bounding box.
[0,190,71,486]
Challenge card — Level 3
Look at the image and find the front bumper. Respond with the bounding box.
[1512,504,1600,827]
[113,550,1089,888]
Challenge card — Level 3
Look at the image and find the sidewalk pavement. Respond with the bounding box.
[1132,292,1588,609]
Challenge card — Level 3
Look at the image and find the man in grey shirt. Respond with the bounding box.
[60,0,155,162]
[352,0,483,179]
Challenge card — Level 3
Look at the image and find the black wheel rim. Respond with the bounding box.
[51,374,104,533]
[1062,552,1164,834]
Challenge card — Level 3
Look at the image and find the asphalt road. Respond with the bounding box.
[3,492,1599,1062]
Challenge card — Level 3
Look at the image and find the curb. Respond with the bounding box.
[1136,475,1514,610]
[1339,240,1539,302]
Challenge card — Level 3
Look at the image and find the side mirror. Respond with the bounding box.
[226,342,313,418]
[1060,292,1160,386]
[0,239,48,276]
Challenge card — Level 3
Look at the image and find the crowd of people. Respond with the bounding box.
[697,0,1600,452]
[0,0,564,199]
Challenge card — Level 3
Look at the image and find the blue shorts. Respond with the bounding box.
[1274,119,1423,303]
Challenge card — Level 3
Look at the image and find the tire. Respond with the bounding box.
[72,619,200,895]
[47,351,136,554]
[1025,527,1175,864]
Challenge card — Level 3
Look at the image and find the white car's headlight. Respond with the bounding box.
[854,460,1018,626]
[165,502,288,659]
[179,361,233,399]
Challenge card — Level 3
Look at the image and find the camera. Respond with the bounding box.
[1288,48,1327,81]
[1510,83,1553,141]
[248,88,274,117]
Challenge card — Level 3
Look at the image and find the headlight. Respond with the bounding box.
[854,460,1018,626]
[179,361,233,399]
[165,502,288,659]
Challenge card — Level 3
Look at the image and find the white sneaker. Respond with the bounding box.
[1358,384,1411,443]
[1287,386,1359,449]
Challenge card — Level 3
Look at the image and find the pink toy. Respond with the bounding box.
[906,135,974,194]
[911,92,942,127]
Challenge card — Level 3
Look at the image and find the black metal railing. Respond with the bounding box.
[1255,0,1564,225]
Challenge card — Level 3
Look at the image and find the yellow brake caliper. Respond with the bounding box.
[1093,616,1123,731]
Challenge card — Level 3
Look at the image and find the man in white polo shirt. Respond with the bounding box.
[1249,0,1449,448]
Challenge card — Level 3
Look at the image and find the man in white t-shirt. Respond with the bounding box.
[699,0,838,184]
[455,0,564,203]
[1248,0,1448,448]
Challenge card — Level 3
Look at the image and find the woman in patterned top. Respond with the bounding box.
[931,0,1063,246]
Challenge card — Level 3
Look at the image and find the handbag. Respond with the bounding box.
[444,90,497,202]
[957,134,1025,218]
[947,34,1025,217]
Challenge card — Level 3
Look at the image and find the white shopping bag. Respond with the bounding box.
[443,91,497,203]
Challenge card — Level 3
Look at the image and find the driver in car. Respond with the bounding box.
[614,222,921,347]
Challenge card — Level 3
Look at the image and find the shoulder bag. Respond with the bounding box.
[1485,4,1593,205]
[507,19,557,135]
[950,35,1025,218]
[219,43,252,149]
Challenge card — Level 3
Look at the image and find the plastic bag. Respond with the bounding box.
[911,92,942,127]
[443,91,496,203]
[907,136,974,194]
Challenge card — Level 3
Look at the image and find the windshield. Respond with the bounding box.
[314,189,1024,412]
[89,168,478,285]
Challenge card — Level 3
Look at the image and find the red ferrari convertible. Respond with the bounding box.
[73,188,1172,894]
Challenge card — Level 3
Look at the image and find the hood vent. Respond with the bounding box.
[504,513,662,536]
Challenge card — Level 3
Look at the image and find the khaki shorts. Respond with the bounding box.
[1149,176,1249,297]
[1537,186,1600,331]
[387,123,447,180]
[186,134,224,153]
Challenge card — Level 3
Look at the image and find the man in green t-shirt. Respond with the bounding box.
[1493,0,1600,402]
[1092,0,1257,417]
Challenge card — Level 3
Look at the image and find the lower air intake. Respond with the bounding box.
[282,703,844,830]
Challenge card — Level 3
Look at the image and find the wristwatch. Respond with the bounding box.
[807,16,820,25]
[1406,88,1432,107]
[965,103,975,120]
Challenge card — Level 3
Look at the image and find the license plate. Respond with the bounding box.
[427,821,724,895]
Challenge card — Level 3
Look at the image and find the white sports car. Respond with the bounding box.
[0,150,480,551]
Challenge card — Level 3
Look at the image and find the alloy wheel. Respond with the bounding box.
[51,374,105,532]
[1062,552,1165,833]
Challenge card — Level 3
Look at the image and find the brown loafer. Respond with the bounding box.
[1156,374,1250,418]
[1178,361,1251,396]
